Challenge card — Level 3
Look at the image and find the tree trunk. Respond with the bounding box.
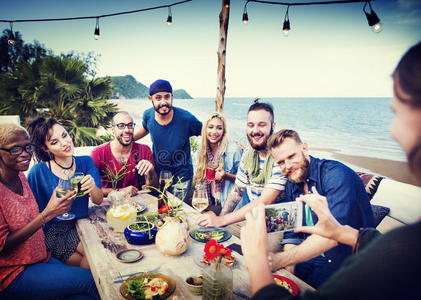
[216,0,230,113]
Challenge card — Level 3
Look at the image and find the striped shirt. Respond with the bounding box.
[235,147,287,203]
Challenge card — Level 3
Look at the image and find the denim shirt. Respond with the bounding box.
[220,142,246,209]
[282,156,374,271]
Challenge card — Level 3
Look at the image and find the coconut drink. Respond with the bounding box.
[155,217,189,256]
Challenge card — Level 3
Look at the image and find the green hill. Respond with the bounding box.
[173,89,193,99]
[111,75,148,99]
[110,75,193,99]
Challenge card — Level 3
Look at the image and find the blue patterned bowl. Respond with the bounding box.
[124,222,158,245]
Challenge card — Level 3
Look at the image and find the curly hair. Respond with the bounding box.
[0,123,28,147]
[27,117,60,162]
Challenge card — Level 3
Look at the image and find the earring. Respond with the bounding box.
[48,152,54,160]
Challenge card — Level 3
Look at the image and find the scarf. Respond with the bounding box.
[242,147,275,184]
[204,144,223,203]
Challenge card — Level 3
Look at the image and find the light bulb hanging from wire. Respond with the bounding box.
[282,6,290,36]
[167,6,173,25]
[224,0,230,9]
[242,1,249,24]
[363,1,382,33]
[94,18,100,40]
[8,22,15,46]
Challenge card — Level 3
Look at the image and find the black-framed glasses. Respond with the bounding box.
[0,144,35,156]
[113,122,136,130]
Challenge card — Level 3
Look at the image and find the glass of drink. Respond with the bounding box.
[56,178,75,221]
[205,168,216,181]
[159,170,173,192]
[70,172,85,197]
[191,185,209,213]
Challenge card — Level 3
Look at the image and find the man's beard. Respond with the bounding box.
[116,135,133,147]
[153,103,172,116]
[284,154,309,183]
[247,127,273,151]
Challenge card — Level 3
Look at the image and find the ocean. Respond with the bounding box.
[117,97,405,163]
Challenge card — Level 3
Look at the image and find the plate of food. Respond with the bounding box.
[131,201,147,215]
[120,273,176,300]
[194,252,238,269]
[273,275,299,296]
[189,227,232,243]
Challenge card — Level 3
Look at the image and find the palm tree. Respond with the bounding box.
[0,54,116,146]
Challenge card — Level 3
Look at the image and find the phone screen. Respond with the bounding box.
[265,201,303,234]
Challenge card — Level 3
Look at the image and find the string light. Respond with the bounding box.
[243,0,382,35]
[167,6,173,25]
[242,1,249,24]
[282,6,290,36]
[224,0,230,9]
[1,0,191,45]
[363,1,382,33]
[7,22,15,46]
[94,18,100,40]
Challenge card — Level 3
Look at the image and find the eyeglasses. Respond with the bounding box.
[0,144,35,156]
[153,93,172,101]
[113,122,136,130]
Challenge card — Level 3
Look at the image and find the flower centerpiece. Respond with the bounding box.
[201,240,234,300]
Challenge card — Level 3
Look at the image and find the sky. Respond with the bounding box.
[1,0,421,98]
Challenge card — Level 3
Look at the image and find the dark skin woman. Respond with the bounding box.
[0,123,99,300]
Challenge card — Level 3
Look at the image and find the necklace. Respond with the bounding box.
[53,156,74,176]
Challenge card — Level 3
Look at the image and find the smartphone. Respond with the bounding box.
[227,243,243,256]
[265,201,303,234]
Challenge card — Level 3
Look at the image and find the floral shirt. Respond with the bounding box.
[0,172,49,291]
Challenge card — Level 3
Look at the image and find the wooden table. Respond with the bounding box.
[76,191,314,299]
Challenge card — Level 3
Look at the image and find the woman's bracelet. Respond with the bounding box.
[40,212,47,226]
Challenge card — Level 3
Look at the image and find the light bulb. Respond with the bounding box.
[242,13,248,24]
[94,28,100,40]
[8,32,15,46]
[371,22,382,33]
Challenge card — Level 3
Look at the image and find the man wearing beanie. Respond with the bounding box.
[134,79,202,203]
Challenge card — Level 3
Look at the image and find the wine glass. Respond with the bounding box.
[159,170,173,192]
[70,172,85,197]
[56,178,75,221]
[191,185,209,213]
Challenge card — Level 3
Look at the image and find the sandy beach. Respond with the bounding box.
[312,148,418,187]
[113,101,419,188]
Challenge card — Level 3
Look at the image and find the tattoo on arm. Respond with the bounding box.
[220,184,245,215]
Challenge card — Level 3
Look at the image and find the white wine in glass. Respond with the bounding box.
[56,178,75,221]
[192,187,209,213]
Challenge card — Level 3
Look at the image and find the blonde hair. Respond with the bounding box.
[0,123,28,147]
[194,112,227,185]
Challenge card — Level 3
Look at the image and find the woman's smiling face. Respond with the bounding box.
[44,124,74,158]
[206,117,224,145]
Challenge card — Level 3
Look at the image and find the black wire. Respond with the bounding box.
[248,0,369,6]
[0,0,191,23]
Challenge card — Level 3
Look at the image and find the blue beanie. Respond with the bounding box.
[149,79,173,96]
